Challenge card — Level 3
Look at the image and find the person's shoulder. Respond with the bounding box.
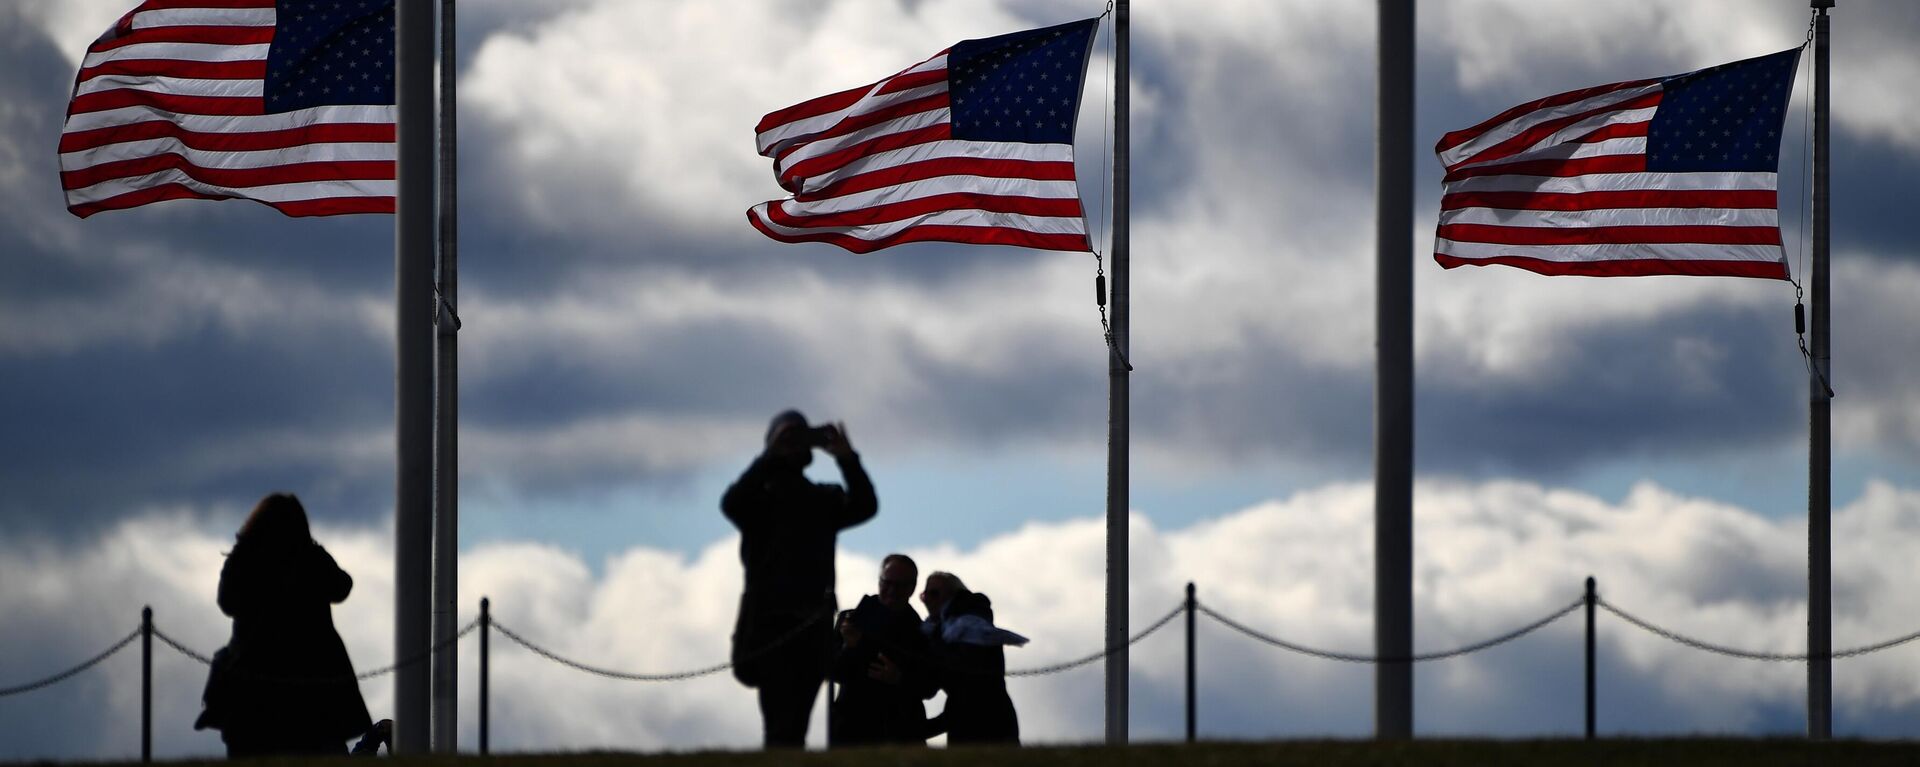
[953,591,993,617]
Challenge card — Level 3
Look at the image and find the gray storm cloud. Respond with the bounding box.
[6,0,1920,530]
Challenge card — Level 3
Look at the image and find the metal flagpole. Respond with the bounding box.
[393,0,436,754]
[1807,0,1832,741]
[430,0,461,753]
[1104,0,1132,746]
[1374,0,1415,741]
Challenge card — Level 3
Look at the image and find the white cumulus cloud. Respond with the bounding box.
[5,478,1920,759]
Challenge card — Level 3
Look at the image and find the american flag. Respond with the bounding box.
[747,18,1100,254]
[1434,48,1801,279]
[59,0,397,219]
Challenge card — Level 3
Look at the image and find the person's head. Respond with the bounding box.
[237,492,312,549]
[920,571,969,618]
[878,553,918,611]
[764,409,813,469]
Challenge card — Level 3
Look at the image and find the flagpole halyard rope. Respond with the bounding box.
[1089,4,1130,372]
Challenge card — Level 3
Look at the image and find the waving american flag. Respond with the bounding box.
[59,0,397,218]
[1435,48,1802,279]
[748,18,1100,254]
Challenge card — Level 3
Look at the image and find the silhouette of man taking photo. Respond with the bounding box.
[722,410,876,748]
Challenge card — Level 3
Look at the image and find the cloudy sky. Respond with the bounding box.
[5,0,1920,759]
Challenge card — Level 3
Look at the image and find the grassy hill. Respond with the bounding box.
[124,739,1920,767]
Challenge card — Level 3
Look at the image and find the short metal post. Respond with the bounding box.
[141,605,152,763]
[1584,577,1596,740]
[479,597,490,755]
[1185,582,1196,744]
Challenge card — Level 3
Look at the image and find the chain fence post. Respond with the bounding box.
[1185,582,1196,744]
[479,597,490,755]
[1584,576,1596,741]
[141,606,152,763]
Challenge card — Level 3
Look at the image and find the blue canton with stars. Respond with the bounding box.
[265,0,395,114]
[948,18,1098,144]
[1646,48,1800,173]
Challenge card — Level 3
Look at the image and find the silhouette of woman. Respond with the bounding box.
[193,493,372,756]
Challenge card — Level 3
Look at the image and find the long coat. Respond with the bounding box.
[927,592,1020,745]
[194,540,372,747]
[721,451,876,687]
[829,595,937,746]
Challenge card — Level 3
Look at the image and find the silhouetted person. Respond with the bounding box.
[723,410,877,748]
[829,554,937,747]
[193,493,372,757]
[920,571,1025,745]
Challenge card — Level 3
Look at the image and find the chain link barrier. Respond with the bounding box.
[489,601,1187,682]
[152,618,480,683]
[1199,596,1585,664]
[0,627,142,697]
[19,594,1920,701]
[1007,601,1184,677]
[1599,598,1920,662]
[490,605,833,682]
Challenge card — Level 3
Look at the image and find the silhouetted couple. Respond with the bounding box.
[193,493,384,757]
[832,555,1025,748]
[722,410,1024,749]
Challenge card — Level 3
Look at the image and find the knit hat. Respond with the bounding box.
[766,409,809,445]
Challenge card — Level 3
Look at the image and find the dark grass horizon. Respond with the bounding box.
[35,738,1920,767]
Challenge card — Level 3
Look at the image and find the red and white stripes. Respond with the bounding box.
[747,51,1090,254]
[59,0,396,218]
[1434,74,1788,279]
